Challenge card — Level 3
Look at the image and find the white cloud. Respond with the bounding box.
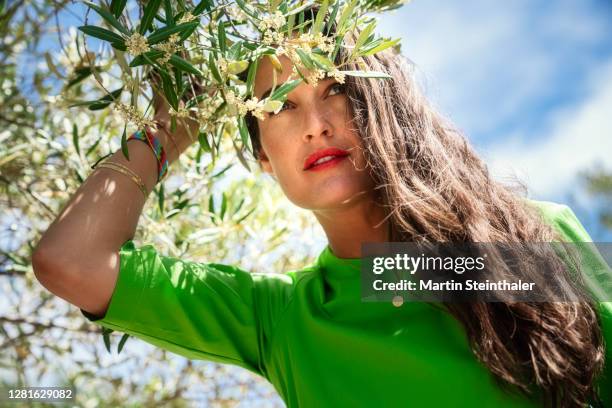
[374,1,612,200]
[481,59,612,199]
[377,0,612,140]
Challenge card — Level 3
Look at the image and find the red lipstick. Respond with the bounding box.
[303,147,350,171]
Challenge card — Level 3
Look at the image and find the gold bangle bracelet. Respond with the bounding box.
[97,162,148,199]
[98,160,146,189]
[97,160,143,181]
[98,162,148,198]
[100,160,145,184]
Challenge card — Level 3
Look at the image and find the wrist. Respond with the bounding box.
[127,128,169,182]
[151,120,182,165]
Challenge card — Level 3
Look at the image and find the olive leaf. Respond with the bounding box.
[117,334,130,353]
[68,87,124,109]
[82,1,129,35]
[110,0,127,18]
[147,21,199,45]
[139,0,163,34]
[270,79,301,101]
[340,70,392,79]
[312,0,329,34]
[169,54,203,77]
[359,38,400,56]
[78,25,125,45]
[72,124,80,156]
[193,0,211,16]
[163,0,174,26]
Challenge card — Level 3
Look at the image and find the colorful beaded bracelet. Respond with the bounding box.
[127,127,168,183]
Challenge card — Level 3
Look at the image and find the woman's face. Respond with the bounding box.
[254,55,375,210]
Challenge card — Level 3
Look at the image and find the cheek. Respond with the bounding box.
[332,96,352,122]
[260,133,309,204]
[260,126,298,179]
[259,121,294,161]
[272,160,313,208]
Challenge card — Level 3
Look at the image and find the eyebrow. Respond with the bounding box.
[260,87,274,101]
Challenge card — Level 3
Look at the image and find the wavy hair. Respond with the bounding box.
[242,9,606,407]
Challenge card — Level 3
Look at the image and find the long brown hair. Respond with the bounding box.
[243,9,606,408]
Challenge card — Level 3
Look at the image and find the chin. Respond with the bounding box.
[289,182,371,210]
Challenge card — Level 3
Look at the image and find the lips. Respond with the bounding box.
[303,147,350,170]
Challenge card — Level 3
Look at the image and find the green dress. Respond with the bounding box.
[81,199,612,407]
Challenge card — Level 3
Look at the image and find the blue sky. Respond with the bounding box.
[375,0,612,239]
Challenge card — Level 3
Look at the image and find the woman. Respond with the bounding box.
[32,10,611,408]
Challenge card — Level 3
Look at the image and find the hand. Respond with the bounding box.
[149,70,201,149]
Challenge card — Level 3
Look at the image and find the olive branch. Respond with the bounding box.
[65,0,408,170]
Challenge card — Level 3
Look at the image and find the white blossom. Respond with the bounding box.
[327,68,346,84]
[113,103,155,129]
[125,33,150,56]
[156,33,183,65]
[177,12,197,24]
[257,11,285,32]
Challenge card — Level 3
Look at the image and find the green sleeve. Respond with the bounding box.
[540,203,612,405]
[80,239,269,376]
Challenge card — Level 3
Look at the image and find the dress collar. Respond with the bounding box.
[315,244,362,279]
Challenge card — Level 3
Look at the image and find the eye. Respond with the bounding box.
[268,100,292,117]
[328,82,346,96]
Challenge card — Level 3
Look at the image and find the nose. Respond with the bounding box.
[301,102,333,143]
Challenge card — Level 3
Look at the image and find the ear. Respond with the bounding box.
[258,148,275,176]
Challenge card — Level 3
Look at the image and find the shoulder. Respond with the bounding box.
[251,264,321,299]
[525,199,593,242]
[252,264,323,311]
[249,264,322,347]
[526,199,573,221]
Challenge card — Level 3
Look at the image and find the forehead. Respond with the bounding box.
[253,54,316,99]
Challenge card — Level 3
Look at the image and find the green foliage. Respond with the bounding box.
[148,21,199,45]
[69,87,124,110]
[139,0,163,34]
[78,25,125,44]
[111,0,128,18]
[68,0,407,171]
[83,0,130,35]
[270,78,302,100]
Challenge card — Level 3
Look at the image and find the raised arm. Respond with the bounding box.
[31,89,199,317]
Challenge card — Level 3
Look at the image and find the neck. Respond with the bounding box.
[312,192,390,259]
